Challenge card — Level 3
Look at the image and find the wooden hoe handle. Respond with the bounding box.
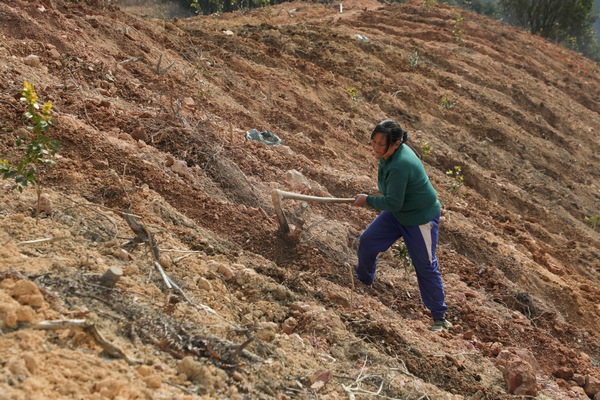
[271,189,355,233]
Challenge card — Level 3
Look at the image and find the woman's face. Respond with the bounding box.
[370,132,400,159]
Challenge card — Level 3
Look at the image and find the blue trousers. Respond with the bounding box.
[356,211,447,320]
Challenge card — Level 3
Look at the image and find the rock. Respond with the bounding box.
[130,127,146,141]
[552,366,574,380]
[326,290,350,308]
[282,317,298,334]
[196,277,212,291]
[585,375,600,397]
[48,48,61,58]
[489,342,503,356]
[23,54,41,68]
[171,160,191,179]
[183,97,195,109]
[36,193,53,215]
[284,169,309,188]
[15,127,30,140]
[256,321,278,341]
[570,386,588,397]
[216,263,234,281]
[573,373,586,386]
[495,350,538,396]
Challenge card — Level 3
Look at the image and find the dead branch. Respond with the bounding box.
[59,194,119,241]
[156,53,162,74]
[27,319,139,365]
[119,56,143,65]
[123,212,193,304]
[17,237,68,245]
[155,53,176,75]
[340,356,423,400]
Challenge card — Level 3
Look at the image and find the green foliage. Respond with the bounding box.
[584,214,600,230]
[346,87,359,108]
[189,0,270,15]
[190,0,201,13]
[446,165,465,195]
[409,50,421,68]
[392,241,413,273]
[454,13,465,43]
[421,140,432,160]
[440,95,457,109]
[423,0,437,11]
[1,82,60,192]
[499,0,600,61]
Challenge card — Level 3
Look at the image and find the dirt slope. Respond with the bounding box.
[0,0,599,399]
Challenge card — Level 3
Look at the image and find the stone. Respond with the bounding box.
[171,160,190,178]
[196,277,212,291]
[495,350,538,396]
[284,169,309,188]
[256,321,278,342]
[552,366,574,380]
[48,48,61,58]
[23,54,41,68]
[282,317,298,334]
[36,193,53,215]
[585,375,600,397]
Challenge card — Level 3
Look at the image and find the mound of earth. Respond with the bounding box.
[0,0,598,399]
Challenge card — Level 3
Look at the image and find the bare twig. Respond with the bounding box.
[119,56,143,65]
[155,53,176,75]
[123,213,195,304]
[17,237,67,245]
[156,53,163,74]
[59,194,119,241]
[27,319,139,365]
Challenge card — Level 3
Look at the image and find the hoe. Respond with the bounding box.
[271,189,355,233]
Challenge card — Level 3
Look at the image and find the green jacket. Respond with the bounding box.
[366,144,441,226]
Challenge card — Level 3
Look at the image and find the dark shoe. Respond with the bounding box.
[430,318,453,332]
[357,277,373,286]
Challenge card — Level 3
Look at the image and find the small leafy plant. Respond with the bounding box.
[454,13,464,44]
[584,214,599,230]
[346,87,359,108]
[409,50,420,68]
[1,82,60,192]
[446,165,464,195]
[423,0,436,11]
[392,241,413,274]
[440,95,456,109]
[421,140,431,160]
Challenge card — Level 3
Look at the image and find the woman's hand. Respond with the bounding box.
[352,194,368,207]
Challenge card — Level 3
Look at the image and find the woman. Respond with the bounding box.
[351,120,451,332]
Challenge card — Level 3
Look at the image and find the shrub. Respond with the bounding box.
[1,82,60,192]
